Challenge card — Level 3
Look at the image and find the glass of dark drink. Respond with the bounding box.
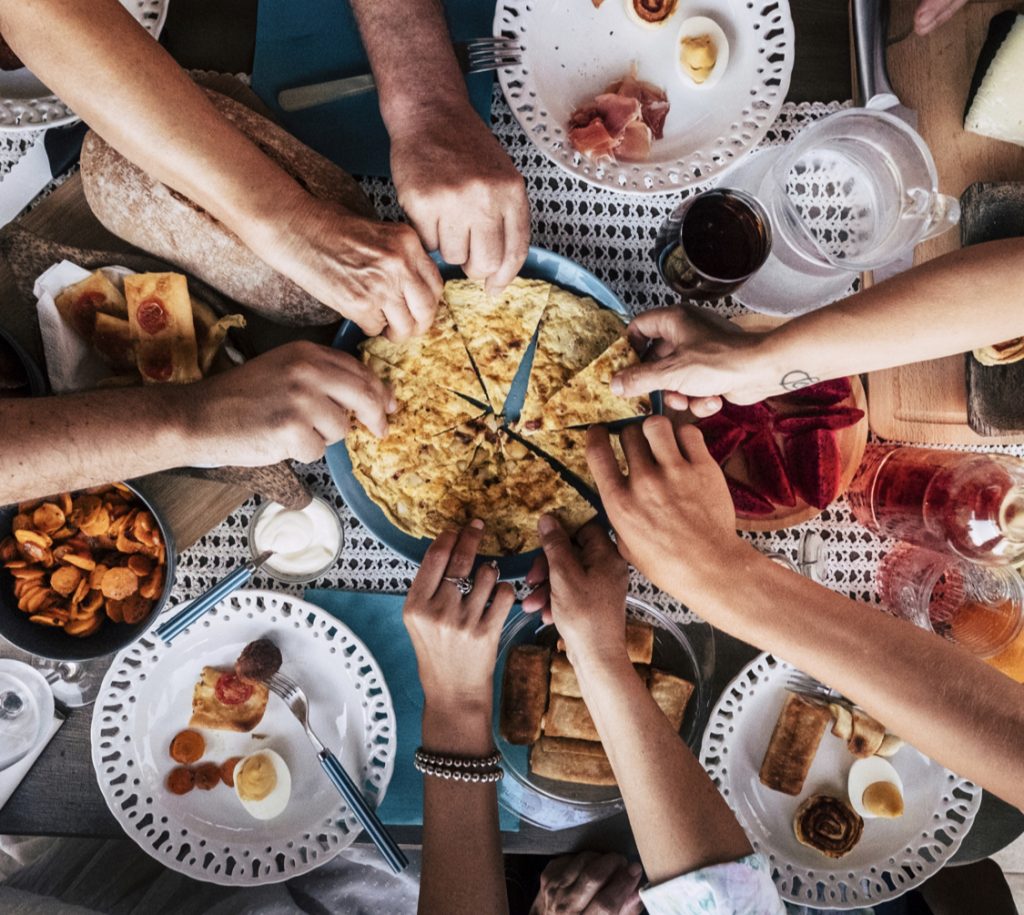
[654,188,772,300]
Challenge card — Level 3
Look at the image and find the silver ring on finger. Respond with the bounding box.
[442,575,474,596]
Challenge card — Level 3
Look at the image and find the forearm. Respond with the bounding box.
[350,0,469,137]
[0,387,196,503]
[0,0,305,252]
[575,655,752,884]
[751,238,1024,390]
[419,699,507,915]
[680,546,1024,808]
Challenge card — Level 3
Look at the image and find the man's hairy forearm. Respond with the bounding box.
[349,0,468,136]
[0,387,195,503]
[682,548,1024,809]
[0,0,304,250]
[756,238,1024,385]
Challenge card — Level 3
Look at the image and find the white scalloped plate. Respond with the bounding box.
[0,0,168,131]
[90,589,397,886]
[700,653,981,909]
[494,0,794,194]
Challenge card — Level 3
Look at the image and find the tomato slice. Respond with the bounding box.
[215,673,253,706]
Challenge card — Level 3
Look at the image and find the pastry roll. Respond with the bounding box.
[499,645,550,744]
[124,272,201,384]
[556,620,654,665]
[530,737,616,787]
[758,692,831,796]
[648,669,694,731]
[543,693,600,742]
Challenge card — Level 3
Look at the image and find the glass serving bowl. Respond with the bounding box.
[492,595,715,829]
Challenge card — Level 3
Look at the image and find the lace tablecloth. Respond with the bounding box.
[8,90,1022,625]
[176,92,878,626]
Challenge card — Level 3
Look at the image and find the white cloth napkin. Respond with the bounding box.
[0,714,63,812]
[32,261,133,394]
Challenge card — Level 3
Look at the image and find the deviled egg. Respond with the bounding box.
[847,756,905,820]
[676,16,729,88]
[234,749,292,820]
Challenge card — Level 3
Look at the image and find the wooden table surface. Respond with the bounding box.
[1,0,1021,871]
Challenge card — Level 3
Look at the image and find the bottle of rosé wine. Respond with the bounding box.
[848,445,1024,566]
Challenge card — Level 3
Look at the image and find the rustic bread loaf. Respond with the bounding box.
[80,89,375,326]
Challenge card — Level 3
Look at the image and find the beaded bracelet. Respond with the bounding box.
[413,747,504,783]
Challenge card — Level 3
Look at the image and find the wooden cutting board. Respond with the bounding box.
[864,0,1024,444]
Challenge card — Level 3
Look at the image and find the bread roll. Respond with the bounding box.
[500,645,550,744]
[80,89,375,326]
[758,692,831,796]
[530,737,616,787]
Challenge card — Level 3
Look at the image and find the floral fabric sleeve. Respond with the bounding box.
[639,853,785,915]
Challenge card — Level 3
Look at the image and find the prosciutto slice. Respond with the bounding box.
[568,67,669,163]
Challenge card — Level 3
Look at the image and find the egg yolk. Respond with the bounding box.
[681,35,717,84]
[862,780,904,818]
[236,754,278,802]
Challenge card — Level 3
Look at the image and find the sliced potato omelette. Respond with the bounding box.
[537,337,652,431]
[444,278,549,410]
[520,288,625,430]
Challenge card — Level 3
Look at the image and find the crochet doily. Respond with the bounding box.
[176,93,872,627]
[10,89,1021,628]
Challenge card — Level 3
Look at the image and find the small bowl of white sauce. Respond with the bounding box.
[248,496,344,583]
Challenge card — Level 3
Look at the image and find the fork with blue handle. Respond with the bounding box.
[266,671,408,874]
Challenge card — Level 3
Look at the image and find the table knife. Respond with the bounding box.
[851,0,918,283]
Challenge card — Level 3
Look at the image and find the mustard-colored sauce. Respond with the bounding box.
[236,753,278,802]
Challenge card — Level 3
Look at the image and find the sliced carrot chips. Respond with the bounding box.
[1,484,168,638]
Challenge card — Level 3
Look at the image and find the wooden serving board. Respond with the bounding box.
[864,0,1024,444]
[0,176,252,549]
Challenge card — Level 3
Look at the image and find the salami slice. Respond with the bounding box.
[136,298,169,335]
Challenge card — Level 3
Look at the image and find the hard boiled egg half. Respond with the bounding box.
[234,749,292,820]
[676,17,729,89]
[847,756,905,819]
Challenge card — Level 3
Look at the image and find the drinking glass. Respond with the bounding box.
[877,543,1024,658]
[654,189,772,300]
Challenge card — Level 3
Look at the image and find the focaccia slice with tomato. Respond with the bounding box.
[124,273,201,384]
[189,665,269,732]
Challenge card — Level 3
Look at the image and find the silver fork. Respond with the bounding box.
[266,671,408,874]
[785,670,853,710]
[277,37,523,113]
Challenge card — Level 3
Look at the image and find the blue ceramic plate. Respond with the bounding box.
[326,246,661,579]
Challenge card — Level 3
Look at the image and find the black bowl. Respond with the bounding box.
[0,481,176,661]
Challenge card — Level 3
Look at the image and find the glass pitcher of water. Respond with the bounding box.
[769,107,959,273]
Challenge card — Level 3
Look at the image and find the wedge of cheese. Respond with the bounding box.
[965,12,1024,147]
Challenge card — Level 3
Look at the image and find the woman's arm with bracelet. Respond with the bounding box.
[403,521,516,915]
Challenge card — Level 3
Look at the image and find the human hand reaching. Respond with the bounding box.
[263,197,443,341]
[191,340,394,467]
[610,306,776,417]
[404,521,516,713]
[586,418,747,602]
[529,852,644,915]
[389,99,530,296]
[522,517,629,669]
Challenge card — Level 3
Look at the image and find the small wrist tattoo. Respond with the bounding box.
[780,370,820,391]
